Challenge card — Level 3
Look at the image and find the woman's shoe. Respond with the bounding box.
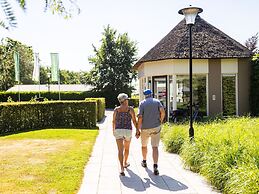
[123,163,130,168]
[120,171,125,176]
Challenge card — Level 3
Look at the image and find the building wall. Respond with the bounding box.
[208,59,222,116]
[238,58,251,115]
[139,59,208,77]
[137,58,251,117]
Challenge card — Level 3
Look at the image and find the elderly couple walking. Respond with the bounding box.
[112,89,165,176]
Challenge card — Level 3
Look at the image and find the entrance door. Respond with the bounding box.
[152,76,167,117]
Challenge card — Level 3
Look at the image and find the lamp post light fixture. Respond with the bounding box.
[47,72,51,93]
[178,6,203,140]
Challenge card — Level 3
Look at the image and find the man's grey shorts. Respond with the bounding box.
[141,126,161,147]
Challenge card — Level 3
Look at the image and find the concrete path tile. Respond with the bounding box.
[78,110,221,194]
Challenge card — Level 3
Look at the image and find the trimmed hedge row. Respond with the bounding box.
[0,91,91,102]
[129,96,139,108]
[0,101,97,134]
[0,91,137,109]
[85,98,105,122]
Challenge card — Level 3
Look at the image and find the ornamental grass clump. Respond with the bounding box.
[162,117,259,193]
[162,123,188,154]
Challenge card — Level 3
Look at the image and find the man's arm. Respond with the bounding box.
[159,107,165,123]
[137,115,143,131]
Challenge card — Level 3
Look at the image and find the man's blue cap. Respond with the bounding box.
[143,89,152,95]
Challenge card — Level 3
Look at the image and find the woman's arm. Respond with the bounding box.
[130,107,140,138]
[130,107,138,129]
[112,109,117,134]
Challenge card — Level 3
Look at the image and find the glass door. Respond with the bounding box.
[152,76,167,116]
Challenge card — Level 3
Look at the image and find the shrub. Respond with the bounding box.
[85,98,105,122]
[162,123,188,154]
[161,117,259,193]
[250,54,259,116]
[0,101,97,134]
[129,96,139,108]
[0,91,93,102]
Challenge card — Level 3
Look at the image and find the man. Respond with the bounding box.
[137,89,165,175]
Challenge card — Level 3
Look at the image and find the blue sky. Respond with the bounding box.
[0,0,258,72]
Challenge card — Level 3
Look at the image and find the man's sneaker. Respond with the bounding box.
[153,164,159,175]
[154,168,159,175]
[141,160,147,168]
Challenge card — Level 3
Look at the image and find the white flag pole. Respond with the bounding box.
[18,81,20,102]
[58,71,61,100]
[50,53,60,100]
[13,52,20,102]
[33,53,40,98]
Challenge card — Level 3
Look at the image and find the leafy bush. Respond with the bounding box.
[85,98,105,122]
[161,123,187,154]
[129,96,139,108]
[0,91,93,102]
[0,101,97,134]
[250,54,259,116]
[161,118,259,193]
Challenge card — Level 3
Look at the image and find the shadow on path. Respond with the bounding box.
[119,169,146,192]
[144,167,188,191]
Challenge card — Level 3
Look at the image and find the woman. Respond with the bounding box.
[112,93,139,176]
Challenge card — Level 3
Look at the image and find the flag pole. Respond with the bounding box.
[33,53,41,98]
[38,81,41,98]
[13,51,20,102]
[18,81,20,102]
[58,72,61,100]
[50,53,60,100]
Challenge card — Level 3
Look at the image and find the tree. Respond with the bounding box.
[0,0,80,29]
[60,69,81,84]
[250,54,259,116]
[0,38,34,90]
[245,33,258,54]
[88,25,137,101]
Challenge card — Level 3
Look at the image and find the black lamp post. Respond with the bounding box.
[178,6,203,140]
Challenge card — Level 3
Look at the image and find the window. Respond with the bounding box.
[222,75,236,116]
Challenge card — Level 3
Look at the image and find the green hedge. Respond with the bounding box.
[0,101,97,134]
[161,118,259,193]
[85,98,105,122]
[0,90,132,109]
[0,91,92,102]
[129,96,139,108]
[250,55,259,116]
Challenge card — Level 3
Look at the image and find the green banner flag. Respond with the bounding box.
[50,53,59,82]
[13,51,20,82]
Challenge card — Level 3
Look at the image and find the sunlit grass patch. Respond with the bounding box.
[162,117,259,193]
[0,129,98,194]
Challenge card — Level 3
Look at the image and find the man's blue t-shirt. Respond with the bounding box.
[138,97,163,129]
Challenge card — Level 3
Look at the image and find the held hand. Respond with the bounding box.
[135,130,140,139]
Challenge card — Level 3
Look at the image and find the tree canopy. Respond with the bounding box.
[0,38,33,90]
[0,0,80,29]
[88,25,138,100]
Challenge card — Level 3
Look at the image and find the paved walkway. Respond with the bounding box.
[78,110,220,194]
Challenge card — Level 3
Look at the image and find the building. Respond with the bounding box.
[7,84,93,92]
[133,16,252,120]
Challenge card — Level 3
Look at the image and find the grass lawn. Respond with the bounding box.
[0,129,98,194]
